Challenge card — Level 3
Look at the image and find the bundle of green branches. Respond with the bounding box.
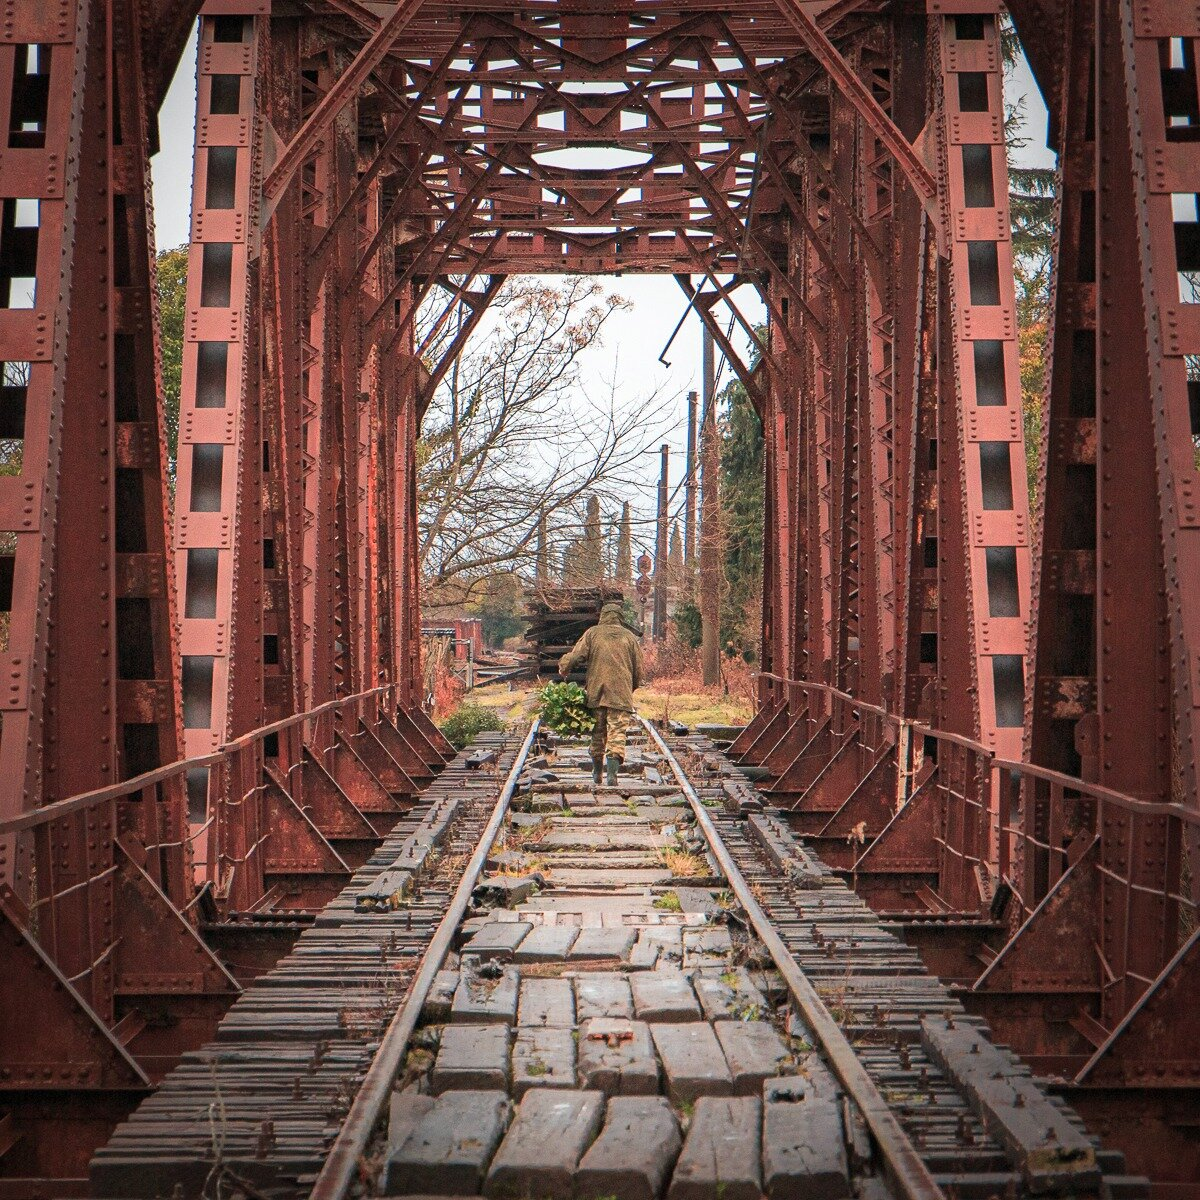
[535,681,594,737]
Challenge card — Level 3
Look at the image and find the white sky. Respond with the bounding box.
[150,25,1054,564]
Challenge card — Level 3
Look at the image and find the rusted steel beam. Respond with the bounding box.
[771,0,936,204]
[262,0,426,204]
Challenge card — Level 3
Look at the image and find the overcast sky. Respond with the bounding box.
[150,26,1054,563]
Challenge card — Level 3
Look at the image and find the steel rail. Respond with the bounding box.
[643,718,946,1200]
[308,718,540,1200]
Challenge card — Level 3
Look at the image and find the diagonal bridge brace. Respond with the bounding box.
[263,0,426,204]
[771,0,937,207]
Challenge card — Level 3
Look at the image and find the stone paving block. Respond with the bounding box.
[577,1017,660,1095]
[714,1020,790,1095]
[667,1095,762,1200]
[512,924,578,962]
[694,968,768,1022]
[512,1027,577,1098]
[452,964,519,1024]
[484,1088,604,1200]
[431,1024,511,1093]
[517,977,575,1027]
[424,968,459,1022]
[576,1095,682,1200]
[640,926,684,958]
[383,1089,510,1194]
[762,1072,850,1200]
[628,939,660,969]
[650,1022,734,1103]
[683,926,733,967]
[386,1092,434,1157]
[568,926,637,961]
[630,967,701,1021]
[574,972,634,1020]
[461,920,534,961]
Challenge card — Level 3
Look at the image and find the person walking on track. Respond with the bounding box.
[558,600,643,786]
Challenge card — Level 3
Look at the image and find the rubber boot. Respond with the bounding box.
[605,755,620,786]
[591,757,603,786]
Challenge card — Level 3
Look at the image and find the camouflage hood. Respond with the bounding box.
[558,602,643,711]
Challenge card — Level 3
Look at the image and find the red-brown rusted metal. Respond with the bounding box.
[0,0,1198,1190]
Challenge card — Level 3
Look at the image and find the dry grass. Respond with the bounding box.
[658,846,706,878]
[469,666,754,730]
[466,681,540,725]
[500,817,552,852]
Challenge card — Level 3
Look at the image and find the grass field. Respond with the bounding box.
[465,677,753,731]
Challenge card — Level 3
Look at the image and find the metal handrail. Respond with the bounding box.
[0,684,397,836]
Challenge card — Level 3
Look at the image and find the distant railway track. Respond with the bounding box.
[93,720,1143,1200]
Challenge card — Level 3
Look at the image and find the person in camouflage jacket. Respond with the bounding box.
[558,601,643,785]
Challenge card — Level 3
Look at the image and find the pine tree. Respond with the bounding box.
[616,501,633,583]
[668,522,684,586]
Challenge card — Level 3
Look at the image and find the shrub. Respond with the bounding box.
[535,681,594,736]
[439,702,506,750]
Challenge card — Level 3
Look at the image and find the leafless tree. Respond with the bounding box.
[417,275,673,609]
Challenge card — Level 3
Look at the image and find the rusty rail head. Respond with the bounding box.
[644,718,946,1200]
[307,718,540,1200]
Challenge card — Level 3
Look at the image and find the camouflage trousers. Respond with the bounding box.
[590,706,631,762]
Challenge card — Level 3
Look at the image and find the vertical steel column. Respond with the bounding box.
[930,8,1033,760]
[1024,6,1099,782]
[173,7,267,889]
[174,8,265,753]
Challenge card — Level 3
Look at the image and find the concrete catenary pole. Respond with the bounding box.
[700,328,721,685]
[653,444,670,640]
[684,389,698,575]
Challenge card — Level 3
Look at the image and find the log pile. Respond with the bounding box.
[524,585,625,679]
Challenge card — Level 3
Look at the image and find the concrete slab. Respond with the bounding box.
[484,1089,605,1200]
[650,1022,734,1103]
[431,1024,511,1093]
[574,972,634,1020]
[762,1072,850,1200]
[631,968,701,1022]
[386,1092,434,1158]
[577,1017,660,1095]
[424,968,459,1023]
[452,964,519,1024]
[714,1020,790,1094]
[576,1095,682,1200]
[517,977,575,1028]
[548,868,673,887]
[512,1026,577,1098]
[512,924,579,962]
[693,968,768,1022]
[667,1095,762,1200]
[383,1090,510,1194]
[568,927,637,962]
[461,921,533,961]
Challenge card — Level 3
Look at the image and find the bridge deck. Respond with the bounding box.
[91,726,1143,1200]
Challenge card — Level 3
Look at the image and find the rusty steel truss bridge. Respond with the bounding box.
[0,0,1197,1195]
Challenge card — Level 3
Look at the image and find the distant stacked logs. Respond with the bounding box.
[525,584,625,680]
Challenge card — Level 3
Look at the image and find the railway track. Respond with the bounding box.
[92,721,1145,1200]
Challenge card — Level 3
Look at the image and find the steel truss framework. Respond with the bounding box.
[0,0,1195,1189]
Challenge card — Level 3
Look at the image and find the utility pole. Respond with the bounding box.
[700,328,721,685]
[536,509,549,586]
[653,443,669,641]
[684,390,698,575]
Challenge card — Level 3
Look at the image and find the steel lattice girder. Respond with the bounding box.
[0,0,1198,1189]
